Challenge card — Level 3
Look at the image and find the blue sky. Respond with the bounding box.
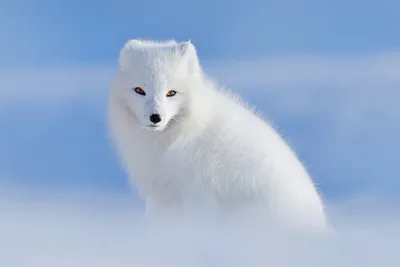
[1,0,399,200]
[1,0,400,266]
[0,0,400,201]
[2,0,400,65]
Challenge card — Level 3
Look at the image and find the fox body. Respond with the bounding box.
[108,39,328,231]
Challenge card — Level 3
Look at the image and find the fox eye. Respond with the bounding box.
[134,87,146,96]
[166,90,177,97]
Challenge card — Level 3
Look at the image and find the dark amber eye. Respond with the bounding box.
[134,87,146,95]
[166,90,177,97]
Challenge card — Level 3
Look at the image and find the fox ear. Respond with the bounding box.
[124,39,143,49]
[176,41,202,76]
[118,39,145,71]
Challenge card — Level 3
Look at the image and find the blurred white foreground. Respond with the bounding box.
[1,188,399,267]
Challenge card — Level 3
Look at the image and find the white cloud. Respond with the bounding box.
[207,52,400,85]
[206,52,400,118]
[0,66,115,106]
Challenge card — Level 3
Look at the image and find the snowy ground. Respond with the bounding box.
[1,188,399,267]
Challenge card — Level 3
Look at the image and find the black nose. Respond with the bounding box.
[149,113,162,124]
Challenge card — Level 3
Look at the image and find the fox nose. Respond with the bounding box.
[149,113,162,124]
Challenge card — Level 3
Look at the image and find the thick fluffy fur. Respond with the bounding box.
[108,39,328,231]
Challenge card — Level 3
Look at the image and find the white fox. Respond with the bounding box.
[108,39,328,232]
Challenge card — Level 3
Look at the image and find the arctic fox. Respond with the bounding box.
[108,39,328,231]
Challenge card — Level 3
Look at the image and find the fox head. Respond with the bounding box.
[115,39,202,132]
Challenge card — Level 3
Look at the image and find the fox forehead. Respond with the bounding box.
[120,40,183,72]
[119,55,179,94]
[118,39,201,93]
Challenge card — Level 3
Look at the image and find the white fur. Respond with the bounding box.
[108,39,328,232]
